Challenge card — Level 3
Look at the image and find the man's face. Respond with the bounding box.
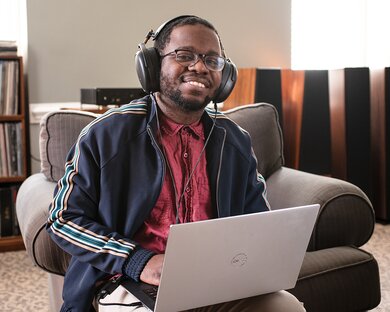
[159,24,223,112]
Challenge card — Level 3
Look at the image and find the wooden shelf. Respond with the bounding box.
[0,176,27,183]
[0,56,30,252]
[0,115,23,122]
[0,236,25,252]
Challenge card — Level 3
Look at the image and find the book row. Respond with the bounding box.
[0,185,20,237]
[0,41,17,53]
[0,60,20,115]
[0,122,24,177]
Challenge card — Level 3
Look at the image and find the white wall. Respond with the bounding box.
[27,0,291,104]
[26,0,291,173]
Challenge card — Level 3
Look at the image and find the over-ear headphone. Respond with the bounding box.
[135,15,237,103]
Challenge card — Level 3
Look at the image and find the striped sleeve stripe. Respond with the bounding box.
[66,219,136,248]
[50,225,131,257]
[51,222,133,257]
[48,102,147,256]
[49,152,80,220]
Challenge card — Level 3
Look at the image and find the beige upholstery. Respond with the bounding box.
[16,104,380,312]
[40,110,97,182]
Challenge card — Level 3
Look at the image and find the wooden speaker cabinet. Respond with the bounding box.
[225,67,389,221]
[369,68,390,220]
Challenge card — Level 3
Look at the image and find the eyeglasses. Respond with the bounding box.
[160,49,226,72]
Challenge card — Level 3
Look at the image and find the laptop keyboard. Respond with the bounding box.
[143,285,159,300]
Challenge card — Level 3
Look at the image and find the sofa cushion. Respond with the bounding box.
[266,166,375,250]
[289,246,381,312]
[39,110,98,182]
[16,173,70,275]
[40,104,283,182]
[224,103,284,179]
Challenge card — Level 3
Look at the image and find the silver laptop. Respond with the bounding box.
[122,204,320,312]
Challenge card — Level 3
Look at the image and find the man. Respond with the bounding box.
[47,15,305,311]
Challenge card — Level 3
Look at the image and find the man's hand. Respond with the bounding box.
[140,254,164,286]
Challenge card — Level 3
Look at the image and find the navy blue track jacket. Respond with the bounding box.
[46,95,270,311]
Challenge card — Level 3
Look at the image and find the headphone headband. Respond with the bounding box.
[135,15,237,103]
[153,15,196,42]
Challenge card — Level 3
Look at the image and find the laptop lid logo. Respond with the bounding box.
[231,253,248,267]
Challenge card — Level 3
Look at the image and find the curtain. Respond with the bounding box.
[292,0,390,69]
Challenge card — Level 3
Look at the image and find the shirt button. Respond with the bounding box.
[183,152,188,158]
[186,187,191,193]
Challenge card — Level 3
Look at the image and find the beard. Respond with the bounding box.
[159,73,213,112]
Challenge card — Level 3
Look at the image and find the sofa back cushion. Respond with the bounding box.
[40,110,98,182]
[224,103,284,179]
[39,103,284,182]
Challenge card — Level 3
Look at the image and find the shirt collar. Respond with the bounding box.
[159,110,205,140]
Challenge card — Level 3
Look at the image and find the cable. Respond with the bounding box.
[154,98,179,223]
[96,275,144,308]
[97,299,143,308]
[152,93,217,224]
[30,153,41,162]
[173,102,217,223]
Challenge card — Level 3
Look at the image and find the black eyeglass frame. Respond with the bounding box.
[160,49,226,72]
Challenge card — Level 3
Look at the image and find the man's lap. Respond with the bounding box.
[98,285,306,312]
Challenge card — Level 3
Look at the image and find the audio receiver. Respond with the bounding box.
[80,88,146,106]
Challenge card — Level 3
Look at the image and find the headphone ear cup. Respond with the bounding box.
[213,59,238,103]
[135,43,161,93]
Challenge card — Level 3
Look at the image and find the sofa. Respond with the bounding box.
[16,103,381,311]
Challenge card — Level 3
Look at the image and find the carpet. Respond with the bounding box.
[0,249,49,311]
[362,223,390,311]
[0,223,389,311]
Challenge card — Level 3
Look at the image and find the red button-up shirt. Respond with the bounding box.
[133,113,214,254]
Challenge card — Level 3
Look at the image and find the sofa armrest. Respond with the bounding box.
[265,167,375,251]
[16,173,70,275]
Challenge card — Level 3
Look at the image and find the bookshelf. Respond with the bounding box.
[0,56,29,251]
